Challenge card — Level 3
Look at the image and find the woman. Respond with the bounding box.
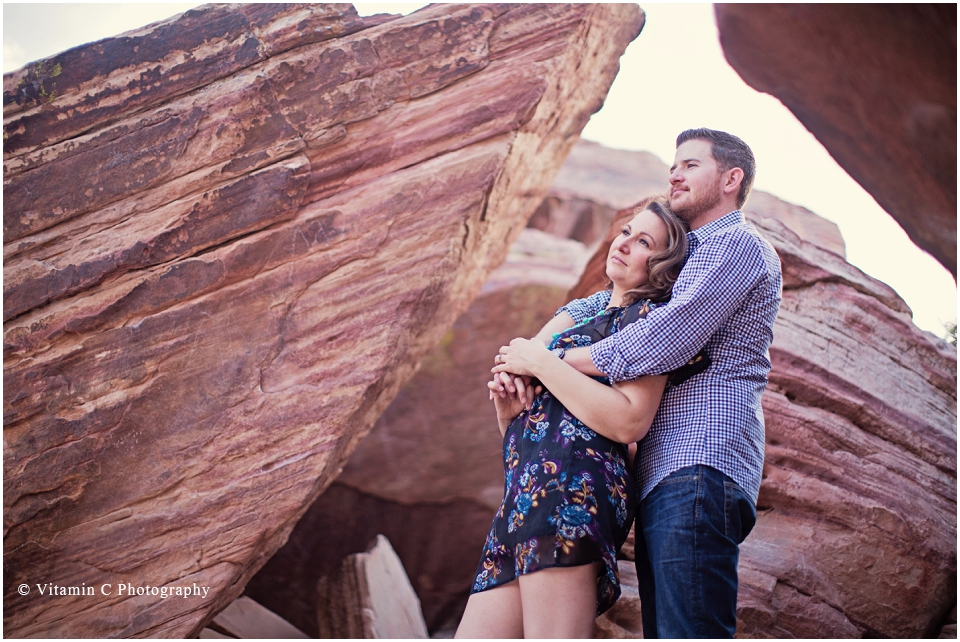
[455,198,690,638]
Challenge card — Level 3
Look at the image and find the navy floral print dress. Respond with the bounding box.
[469,297,659,615]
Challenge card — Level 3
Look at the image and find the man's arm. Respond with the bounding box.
[581,230,768,382]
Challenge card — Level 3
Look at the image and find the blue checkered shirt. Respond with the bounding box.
[560,211,782,504]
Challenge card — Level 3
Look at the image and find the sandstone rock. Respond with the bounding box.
[245,229,589,634]
[568,178,956,638]
[715,4,957,277]
[316,534,429,639]
[2,4,644,637]
[211,596,309,639]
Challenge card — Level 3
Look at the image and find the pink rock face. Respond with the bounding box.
[2,4,643,637]
[715,4,957,277]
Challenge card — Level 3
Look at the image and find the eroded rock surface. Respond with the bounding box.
[2,4,643,637]
[715,4,957,277]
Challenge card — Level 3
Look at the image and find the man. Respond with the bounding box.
[555,128,782,637]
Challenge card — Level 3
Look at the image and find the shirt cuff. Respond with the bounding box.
[589,339,616,381]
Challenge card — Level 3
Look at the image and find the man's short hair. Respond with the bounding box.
[676,128,756,209]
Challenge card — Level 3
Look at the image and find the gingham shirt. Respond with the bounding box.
[560,211,782,503]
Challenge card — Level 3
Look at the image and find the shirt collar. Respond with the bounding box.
[688,210,744,246]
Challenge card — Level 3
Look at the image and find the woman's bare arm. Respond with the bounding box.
[532,310,576,345]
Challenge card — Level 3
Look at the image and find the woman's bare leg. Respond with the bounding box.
[455,581,523,639]
[518,563,601,638]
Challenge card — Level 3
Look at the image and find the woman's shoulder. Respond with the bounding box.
[620,296,668,325]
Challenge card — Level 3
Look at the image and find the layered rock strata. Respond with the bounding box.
[2,4,643,637]
[715,4,957,277]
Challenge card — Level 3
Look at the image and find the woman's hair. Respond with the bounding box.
[612,197,688,305]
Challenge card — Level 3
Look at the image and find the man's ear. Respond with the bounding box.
[722,167,744,197]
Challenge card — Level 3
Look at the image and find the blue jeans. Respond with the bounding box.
[634,465,756,638]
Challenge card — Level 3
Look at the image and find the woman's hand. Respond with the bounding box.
[488,374,525,417]
[488,372,529,437]
[492,338,554,379]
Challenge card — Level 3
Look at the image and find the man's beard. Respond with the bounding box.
[670,175,723,223]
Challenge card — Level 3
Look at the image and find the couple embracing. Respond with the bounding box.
[456,129,783,639]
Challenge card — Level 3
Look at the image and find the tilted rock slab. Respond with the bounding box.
[2,3,643,637]
[568,201,957,638]
[715,4,957,277]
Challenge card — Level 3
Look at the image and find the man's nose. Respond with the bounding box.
[669,170,682,184]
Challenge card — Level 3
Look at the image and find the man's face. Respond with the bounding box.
[668,139,723,223]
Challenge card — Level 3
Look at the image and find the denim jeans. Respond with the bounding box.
[634,465,756,638]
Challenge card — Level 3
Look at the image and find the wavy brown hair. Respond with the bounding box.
[610,197,688,306]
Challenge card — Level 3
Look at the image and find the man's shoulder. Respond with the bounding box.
[703,220,779,266]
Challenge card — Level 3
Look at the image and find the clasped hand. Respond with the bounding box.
[487,338,550,416]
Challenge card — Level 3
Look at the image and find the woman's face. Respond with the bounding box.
[605,208,670,290]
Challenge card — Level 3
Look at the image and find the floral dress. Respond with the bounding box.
[469,297,657,615]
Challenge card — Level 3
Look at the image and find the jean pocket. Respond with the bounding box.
[723,479,756,543]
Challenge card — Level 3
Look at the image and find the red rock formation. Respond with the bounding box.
[715,4,957,277]
[2,4,643,637]
[245,229,589,634]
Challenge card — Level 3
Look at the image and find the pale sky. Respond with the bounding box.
[3,3,957,340]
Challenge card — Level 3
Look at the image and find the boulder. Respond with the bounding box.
[245,229,589,634]
[715,4,957,277]
[211,597,308,639]
[316,534,429,639]
[2,4,644,637]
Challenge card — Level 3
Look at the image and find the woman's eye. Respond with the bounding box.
[621,228,630,236]
[639,239,649,247]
